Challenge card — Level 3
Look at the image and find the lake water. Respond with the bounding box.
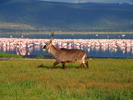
[0,34,133,58]
[0,34,133,39]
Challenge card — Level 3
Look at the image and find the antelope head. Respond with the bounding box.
[42,32,54,51]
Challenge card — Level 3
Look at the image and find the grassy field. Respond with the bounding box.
[0,59,133,99]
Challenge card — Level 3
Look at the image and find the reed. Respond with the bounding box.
[0,59,132,99]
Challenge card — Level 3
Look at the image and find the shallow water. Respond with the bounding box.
[0,34,133,58]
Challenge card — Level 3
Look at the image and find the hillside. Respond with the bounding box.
[0,0,133,32]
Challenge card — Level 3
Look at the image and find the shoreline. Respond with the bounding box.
[0,57,132,61]
[0,31,133,35]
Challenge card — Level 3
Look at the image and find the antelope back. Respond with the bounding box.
[58,48,86,62]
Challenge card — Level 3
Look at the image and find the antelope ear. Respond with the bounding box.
[49,32,54,44]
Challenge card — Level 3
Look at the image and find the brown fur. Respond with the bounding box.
[42,33,89,69]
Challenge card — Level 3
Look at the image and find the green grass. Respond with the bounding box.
[0,52,23,58]
[0,59,133,99]
[36,55,46,59]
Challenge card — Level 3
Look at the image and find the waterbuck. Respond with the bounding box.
[42,32,88,69]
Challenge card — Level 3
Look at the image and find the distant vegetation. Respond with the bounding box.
[0,52,23,58]
[0,0,133,32]
[36,55,46,59]
[0,22,35,30]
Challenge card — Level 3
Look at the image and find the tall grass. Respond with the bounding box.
[0,59,132,99]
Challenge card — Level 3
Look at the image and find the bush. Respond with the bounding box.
[0,52,23,58]
[36,55,46,59]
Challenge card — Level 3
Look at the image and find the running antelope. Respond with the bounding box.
[42,32,88,69]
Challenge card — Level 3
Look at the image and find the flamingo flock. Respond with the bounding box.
[0,38,133,56]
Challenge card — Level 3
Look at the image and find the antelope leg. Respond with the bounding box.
[85,60,89,69]
[52,61,60,69]
[62,62,66,69]
[80,63,84,69]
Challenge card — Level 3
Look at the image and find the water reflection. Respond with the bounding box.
[0,38,133,58]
